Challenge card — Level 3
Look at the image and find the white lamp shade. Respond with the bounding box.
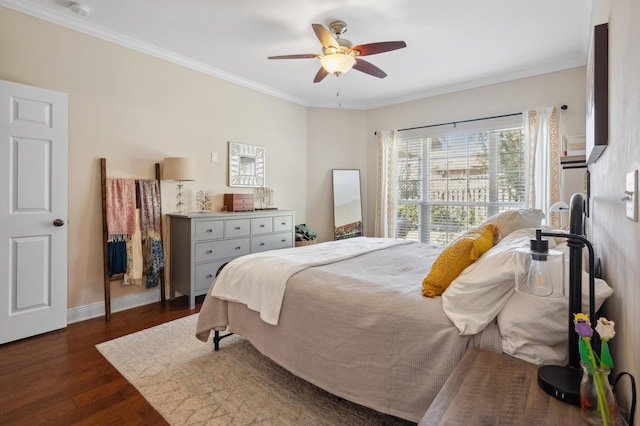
[548,201,569,228]
[320,54,356,74]
[163,157,196,181]
[549,201,569,212]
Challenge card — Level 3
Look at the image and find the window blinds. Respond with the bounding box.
[396,126,525,245]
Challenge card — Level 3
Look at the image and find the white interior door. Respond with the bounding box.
[0,79,68,344]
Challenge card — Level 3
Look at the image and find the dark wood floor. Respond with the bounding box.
[0,295,203,425]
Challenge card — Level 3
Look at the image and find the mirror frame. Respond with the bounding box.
[332,169,363,240]
[228,142,265,187]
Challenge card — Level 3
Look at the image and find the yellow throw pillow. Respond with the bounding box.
[422,224,498,297]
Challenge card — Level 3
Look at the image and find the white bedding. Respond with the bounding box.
[211,237,409,325]
[196,209,615,421]
[197,240,503,422]
[442,227,614,365]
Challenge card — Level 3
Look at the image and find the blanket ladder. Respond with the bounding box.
[100,158,166,320]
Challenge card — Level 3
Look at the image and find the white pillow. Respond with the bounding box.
[442,228,549,336]
[547,229,591,272]
[497,242,613,365]
[482,209,545,242]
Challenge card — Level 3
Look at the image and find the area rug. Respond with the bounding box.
[96,314,415,425]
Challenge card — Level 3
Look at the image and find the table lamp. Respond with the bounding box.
[163,157,196,214]
[515,193,596,406]
[549,201,570,229]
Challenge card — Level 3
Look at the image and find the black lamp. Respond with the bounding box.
[516,193,596,406]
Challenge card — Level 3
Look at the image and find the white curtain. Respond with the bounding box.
[524,107,561,227]
[374,130,397,238]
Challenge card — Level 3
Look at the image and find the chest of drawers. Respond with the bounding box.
[168,210,295,308]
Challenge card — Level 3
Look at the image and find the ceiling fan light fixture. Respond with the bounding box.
[320,54,356,75]
[268,21,406,82]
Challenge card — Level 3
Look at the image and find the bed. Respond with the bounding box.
[195,204,613,422]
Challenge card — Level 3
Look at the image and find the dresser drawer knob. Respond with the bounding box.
[206,229,213,232]
[260,242,265,246]
[260,224,265,228]
[206,274,213,279]
[235,226,241,230]
[281,239,286,243]
[235,246,241,250]
[281,222,286,226]
[206,250,213,254]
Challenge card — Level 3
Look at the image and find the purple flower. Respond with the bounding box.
[573,313,615,424]
[574,313,593,338]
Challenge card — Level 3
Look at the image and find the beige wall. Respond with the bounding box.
[589,0,639,423]
[0,7,308,310]
[307,108,367,242]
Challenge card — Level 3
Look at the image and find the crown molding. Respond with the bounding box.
[0,0,310,107]
[364,57,586,110]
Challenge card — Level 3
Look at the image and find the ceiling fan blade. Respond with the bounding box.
[313,67,329,83]
[353,58,387,78]
[312,23,339,49]
[351,41,407,56]
[268,54,319,60]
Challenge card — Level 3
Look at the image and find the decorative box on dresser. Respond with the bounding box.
[168,210,295,309]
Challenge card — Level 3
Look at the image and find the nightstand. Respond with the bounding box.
[419,348,584,425]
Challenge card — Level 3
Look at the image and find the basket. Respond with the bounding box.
[295,239,317,247]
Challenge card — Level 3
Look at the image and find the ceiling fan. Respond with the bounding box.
[268,20,407,83]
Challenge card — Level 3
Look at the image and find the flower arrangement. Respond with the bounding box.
[574,313,616,425]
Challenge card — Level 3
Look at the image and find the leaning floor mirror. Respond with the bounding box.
[332,169,363,240]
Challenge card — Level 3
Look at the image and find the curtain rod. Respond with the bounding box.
[391,104,568,133]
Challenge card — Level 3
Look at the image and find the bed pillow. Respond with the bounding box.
[441,228,550,335]
[497,242,614,365]
[422,224,498,297]
[548,229,591,272]
[482,208,545,243]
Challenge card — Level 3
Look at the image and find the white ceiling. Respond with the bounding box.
[2,0,593,109]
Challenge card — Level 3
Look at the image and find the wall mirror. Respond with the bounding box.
[332,169,363,240]
[229,142,265,187]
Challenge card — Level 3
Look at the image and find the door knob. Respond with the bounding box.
[53,218,65,227]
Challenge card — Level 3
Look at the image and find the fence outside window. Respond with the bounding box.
[396,127,526,245]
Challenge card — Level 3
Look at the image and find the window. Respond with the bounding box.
[396,125,525,245]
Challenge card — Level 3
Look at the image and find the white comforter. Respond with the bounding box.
[211,237,409,325]
[197,240,503,422]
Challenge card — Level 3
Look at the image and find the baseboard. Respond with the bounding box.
[67,288,162,324]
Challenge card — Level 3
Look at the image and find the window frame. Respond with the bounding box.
[395,119,526,244]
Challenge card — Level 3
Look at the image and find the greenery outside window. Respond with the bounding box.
[396,125,526,245]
